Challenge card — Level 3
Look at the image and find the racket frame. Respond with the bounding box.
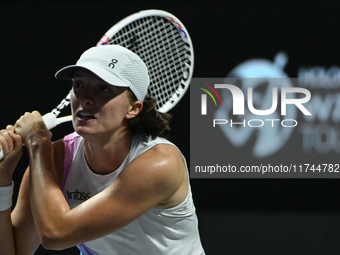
[97,9,194,113]
[0,9,194,161]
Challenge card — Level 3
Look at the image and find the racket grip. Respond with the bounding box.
[42,112,72,130]
[0,113,72,161]
[0,148,12,162]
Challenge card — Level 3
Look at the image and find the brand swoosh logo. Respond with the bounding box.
[198,82,222,106]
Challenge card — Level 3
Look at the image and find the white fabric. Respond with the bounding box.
[55,45,150,102]
[62,133,205,255]
[0,181,14,211]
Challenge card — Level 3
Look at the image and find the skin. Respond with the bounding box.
[0,68,189,254]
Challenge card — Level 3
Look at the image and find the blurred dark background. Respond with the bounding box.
[2,0,340,254]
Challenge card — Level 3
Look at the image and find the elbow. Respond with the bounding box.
[37,214,74,250]
[39,230,69,250]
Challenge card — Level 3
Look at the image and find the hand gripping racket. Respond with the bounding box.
[0,9,194,160]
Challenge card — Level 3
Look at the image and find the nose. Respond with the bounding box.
[74,87,95,106]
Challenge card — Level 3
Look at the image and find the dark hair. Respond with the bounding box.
[127,90,172,139]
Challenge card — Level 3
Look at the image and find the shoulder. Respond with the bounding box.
[136,140,185,178]
[134,133,178,158]
[127,142,184,180]
[116,142,187,206]
[146,142,183,167]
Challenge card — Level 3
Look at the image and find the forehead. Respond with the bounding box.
[72,67,129,95]
[73,68,105,82]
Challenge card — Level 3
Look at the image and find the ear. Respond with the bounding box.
[125,101,143,119]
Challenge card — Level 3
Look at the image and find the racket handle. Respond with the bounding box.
[0,113,72,161]
[42,113,72,130]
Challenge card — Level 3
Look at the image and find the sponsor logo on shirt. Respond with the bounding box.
[67,189,91,201]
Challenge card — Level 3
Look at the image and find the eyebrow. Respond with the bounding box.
[72,74,116,90]
[73,73,85,79]
[72,72,108,84]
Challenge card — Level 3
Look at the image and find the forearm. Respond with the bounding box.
[27,136,70,247]
[0,203,15,255]
[0,165,14,255]
[0,126,36,255]
[0,179,40,255]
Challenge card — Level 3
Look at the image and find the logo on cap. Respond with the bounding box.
[108,59,118,69]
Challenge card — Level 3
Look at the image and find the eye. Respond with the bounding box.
[73,81,84,89]
[99,85,111,92]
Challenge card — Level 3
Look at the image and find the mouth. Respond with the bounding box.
[76,111,95,120]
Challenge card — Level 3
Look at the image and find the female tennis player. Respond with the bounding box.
[0,45,205,255]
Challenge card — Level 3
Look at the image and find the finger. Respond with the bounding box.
[0,132,4,152]
[0,130,13,153]
[1,132,23,167]
[15,111,44,129]
[5,125,15,133]
[32,110,42,117]
[8,132,22,150]
[0,130,13,155]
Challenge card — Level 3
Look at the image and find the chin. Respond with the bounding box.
[73,126,95,137]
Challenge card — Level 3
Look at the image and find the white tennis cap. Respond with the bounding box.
[55,45,150,102]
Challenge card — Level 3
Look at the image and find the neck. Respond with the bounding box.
[82,129,132,175]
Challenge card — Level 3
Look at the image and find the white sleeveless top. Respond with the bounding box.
[61,132,205,255]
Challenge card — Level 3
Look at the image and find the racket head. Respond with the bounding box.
[97,9,194,113]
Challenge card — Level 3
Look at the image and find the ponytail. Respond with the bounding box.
[127,90,171,139]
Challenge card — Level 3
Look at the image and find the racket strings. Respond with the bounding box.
[51,91,72,117]
[107,16,188,110]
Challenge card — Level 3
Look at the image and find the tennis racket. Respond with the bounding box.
[0,9,194,161]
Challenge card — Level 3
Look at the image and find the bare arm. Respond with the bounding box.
[15,112,187,250]
[11,138,65,254]
[11,169,41,255]
[0,126,40,255]
[0,206,15,255]
[28,139,186,249]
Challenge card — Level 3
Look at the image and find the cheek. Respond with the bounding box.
[70,94,79,113]
[101,102,127,119]
[104,94,132,116]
